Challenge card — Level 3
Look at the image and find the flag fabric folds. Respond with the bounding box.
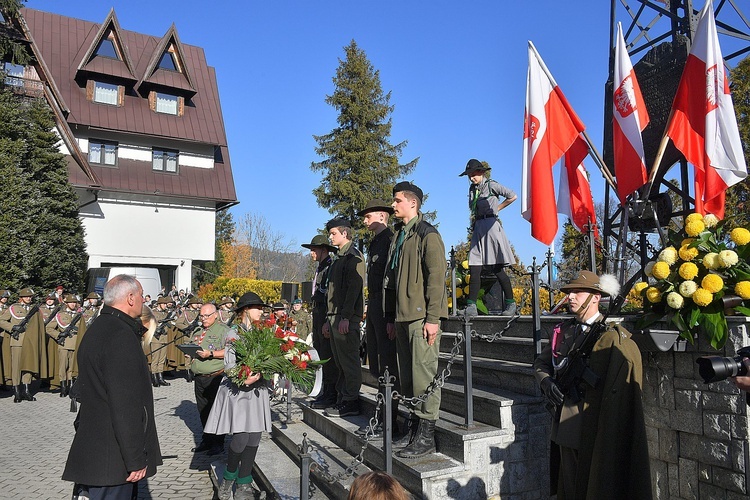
[522,42,587,245]
[557,136,599,240]
[613,22,650,204]
[664,1,747,218]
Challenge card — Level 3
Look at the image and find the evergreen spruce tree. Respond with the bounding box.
[0,0,32,66]
[311,40,417,248]
[0,90,88,292]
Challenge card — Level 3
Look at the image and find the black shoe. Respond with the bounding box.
[158,373,171,386]
[151,374,160,388]
[325,400,360,418]
[206,444,224,456]
[397,419,436,458]
[191,442,212,453]
[393,415,419,447]
[59,380,66,397]
[310,392,337,410]
[21,384,35,401]
[355,422,383,438]
[185,370,194,383]
[13,385,22,403]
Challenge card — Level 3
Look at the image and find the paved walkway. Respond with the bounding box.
[0,374,217,500]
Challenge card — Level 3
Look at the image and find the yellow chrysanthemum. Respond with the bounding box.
[666,292,684,309]
[464,274,471,284]
[678,262,699,280]
[703,214,720,228]
[718,250,739,268]
[736,281,750,300]
[678,245,699,262]
[685,220,706,237]
[703,252,720,270]
[692,288,713,307]
[454,287,463,298]
[679,280,698,297]
[730,228,750,246]
[657,247,678,266]
[652,261,671,280]
[686,213,704,224]
[681,238,696,248]
[633,282,649,294]
[461,260,469,270]
[644,261,655,277]
[701,274,724,293]
[645,287,662,304]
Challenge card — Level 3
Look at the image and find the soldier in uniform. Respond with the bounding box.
[356,199,399,437]
[46,294,84,397]
[40,293,62,392]
[149,296,174,387]
[217,297,235,326]
[324,217,366,418]
[289,298,312,345]
[0,288,48,402]
[302,235,340,410]
[174,295,203,381]
[0,290,11,389]
[83,292,102,327]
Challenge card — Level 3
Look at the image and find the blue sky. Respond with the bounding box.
[25,1,743,266]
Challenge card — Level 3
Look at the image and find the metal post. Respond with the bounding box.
[546,248,554,310]
[450,246,457,316]
[531,257,542,359]
[587,217,597,272]
[463,316,474,428]
[286,377,291,423]
[382,367,394,474]
[299,433,311,500]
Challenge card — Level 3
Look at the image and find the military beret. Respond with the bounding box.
[393,181,423,204]
[326,218,352,231]
[292,298,302,305]
[356,199,394,217]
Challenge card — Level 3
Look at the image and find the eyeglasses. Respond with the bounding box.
[199,312,217,319]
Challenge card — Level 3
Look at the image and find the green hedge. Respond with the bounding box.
[197,277,289,304]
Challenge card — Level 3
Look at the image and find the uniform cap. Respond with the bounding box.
[325,218,352,232]
[18,288,35,298]
[560,271,621,297]
[272,301,286,310]
[393,181,423,204]
[86,292,101,300]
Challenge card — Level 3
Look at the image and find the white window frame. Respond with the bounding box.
[155,93,179,115]
[89,141,117,166]
[93,81,119,105]
[153,149,179,173]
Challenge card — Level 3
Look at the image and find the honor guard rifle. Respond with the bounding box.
[154,309,177,339]
[43,303,63,327]
[10,303,41,340]
[56,310,84,345]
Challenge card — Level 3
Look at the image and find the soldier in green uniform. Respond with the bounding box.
[83,292,102,327]
[385,182,448,458]
[149,296,173,387]
[189,303,232,455]
[0,290,11,389]
[289,298,312,345]
[217,297,235,326]
[173,295,202,381]
[40,293,61,391]
[46,294,84,397]
[323,218,366,418]
[0,288,48,403]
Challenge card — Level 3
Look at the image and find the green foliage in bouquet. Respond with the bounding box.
[227,318,327,393]
[636,213,750,349]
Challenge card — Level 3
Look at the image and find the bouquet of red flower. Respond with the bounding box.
[226,318,326,393]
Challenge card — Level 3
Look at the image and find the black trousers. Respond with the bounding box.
[365,294,399,391]
[312,304,339,388]
[193,372,223,445]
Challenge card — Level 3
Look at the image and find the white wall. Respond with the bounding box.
[77,137,214,169]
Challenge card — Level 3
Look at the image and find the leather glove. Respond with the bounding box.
[540,377,564,406]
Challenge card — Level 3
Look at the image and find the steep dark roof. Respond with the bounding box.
[21,7,237,205]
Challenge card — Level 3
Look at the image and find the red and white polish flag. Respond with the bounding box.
[557,136,599,240]
[665,1,747,218]
[613,22,650,204]
[522,41,586,246]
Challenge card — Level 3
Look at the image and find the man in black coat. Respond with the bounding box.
[62,275,162,499]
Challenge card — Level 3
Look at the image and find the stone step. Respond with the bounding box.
[438,331,545,364]
[360,366,543,429]
[438,353,539,396]
[442,315,564,339]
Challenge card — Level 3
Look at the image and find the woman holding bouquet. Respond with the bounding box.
[205,292,271,500]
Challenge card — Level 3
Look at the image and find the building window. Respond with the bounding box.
[89,141,117,166]
[93,81,119,105]
[3,62,24,87]
[158,50,178,71]
[95,33,119,59]
[155,93,179,115]
[153,149,178,173]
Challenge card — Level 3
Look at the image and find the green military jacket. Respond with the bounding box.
[384,213,448,324]
[46,306,82,351]
[190,321,230,375]
[326,240,365,323]
[290,308,312,338]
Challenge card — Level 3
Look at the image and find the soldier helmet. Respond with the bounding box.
[0,290,11,299]
[18,288,35,298]
[63,293,80,303]
[86,292,101,300]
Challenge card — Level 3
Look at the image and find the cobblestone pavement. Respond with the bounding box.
[0,373,218,500]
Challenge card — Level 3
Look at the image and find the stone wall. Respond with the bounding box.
[628,318,750,499]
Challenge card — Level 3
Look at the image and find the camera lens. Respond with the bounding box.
[696,355,744,384]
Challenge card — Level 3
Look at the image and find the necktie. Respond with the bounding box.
[390,229,406,270]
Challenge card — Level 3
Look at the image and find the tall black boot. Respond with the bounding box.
[393,413,419,447]
[60,380,68,397]
[13,385,22,403]
[21,383,36,401]
[397,419,436,458]
[310,384,337,409]
[151,373,159,388]
[158,373,171,386]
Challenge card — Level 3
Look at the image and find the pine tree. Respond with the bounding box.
[0,1,32,66]
[311,40,417,248]
[0,90,88,292]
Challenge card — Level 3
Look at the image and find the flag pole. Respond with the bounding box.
[528,41,618,192]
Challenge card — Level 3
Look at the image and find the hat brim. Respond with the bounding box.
[459,166,489,177]
[559,284,605,295]
[301,243,337,251]
[356,206,394,217]
[234,301,270,311]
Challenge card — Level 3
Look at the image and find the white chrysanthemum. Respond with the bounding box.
[657,247,678,265]
[718,250,739,268]
[644,261,656,277]
[666,291,684,309]
[679,280,698,297]
[703,214,720,228]
[703,252,720,270]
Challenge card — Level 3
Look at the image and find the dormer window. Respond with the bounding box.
[158,51,178,71]
[155,93,178,115]
[88,80,123,106]
[95,33,119,59]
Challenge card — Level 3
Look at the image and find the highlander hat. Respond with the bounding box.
[218,296,234,307]
[157,296,173,305]
[560,271,620,297]
[301,234,337,252]
[459,158,490,177]
[272,301,286,310]
[356,199,394,217]
[187,295,203,305]
[235,292,270,311]
[18,288,35,298]
[393,181,423,204]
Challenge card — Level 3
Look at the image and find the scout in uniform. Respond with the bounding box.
[46,294,84,397]
[289,298,312,345]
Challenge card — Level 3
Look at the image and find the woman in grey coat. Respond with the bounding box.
[205,292,271,500]
[460,158,518,317]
